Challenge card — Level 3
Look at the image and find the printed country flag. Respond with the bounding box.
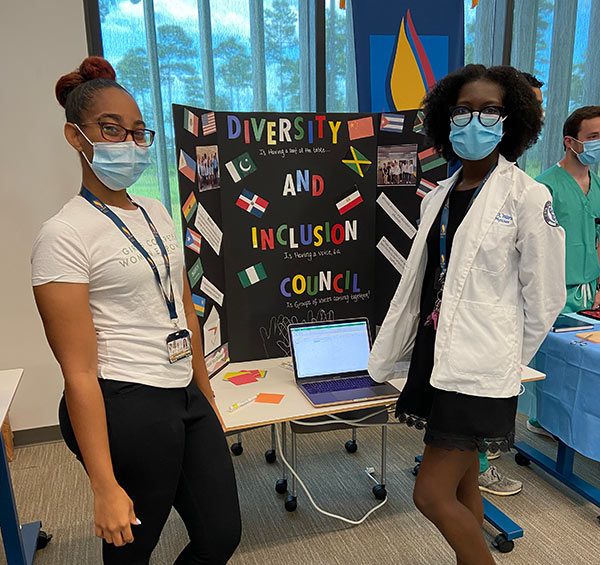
[347,116,374,140]
[380,113,405,133]
[181,191,197,222]
[225,152,257,183]
[413,110,425,134]
[183,108,199,136]
[185,228,202,253]
[342,146,372,177]
[417,178,437,198]
[192,294,206,316]
[418,147,447,173]
[202,112,216,135]
[188,258,204,288]
[236,188,269,218]
[336,186,363,215]
[238,262,267,289]
[178,149,196,182]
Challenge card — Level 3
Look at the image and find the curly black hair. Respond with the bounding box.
[422,64,543,162]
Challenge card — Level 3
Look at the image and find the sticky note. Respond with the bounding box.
[255,393,284,404]
[228,373,259,386]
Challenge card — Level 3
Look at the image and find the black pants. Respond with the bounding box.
[59,379,241,564]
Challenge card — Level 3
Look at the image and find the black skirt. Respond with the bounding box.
[395,185,517,453]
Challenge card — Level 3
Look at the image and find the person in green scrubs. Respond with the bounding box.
[536,106,600,313]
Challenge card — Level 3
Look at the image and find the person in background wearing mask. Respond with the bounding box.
[369,64,566,565]
[536,106,600,313]
[31,57,241,564]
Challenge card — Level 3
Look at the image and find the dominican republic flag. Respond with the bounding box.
[238,262,267,289]
[185,228,202,253]
[418,147,447,173]
[336,186,363,215]
[202,112,216,135]
[183,108,199,136]
[236,188,269,218]
[178,149,196,182]
[417,178,437,198]
[380,113,404,133]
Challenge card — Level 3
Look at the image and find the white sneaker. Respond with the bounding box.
[478,466,522,496]
[526,419,556,439]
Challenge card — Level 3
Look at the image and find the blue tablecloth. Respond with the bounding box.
[519,318,600,462]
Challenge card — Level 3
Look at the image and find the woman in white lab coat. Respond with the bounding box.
[369,65,566,564]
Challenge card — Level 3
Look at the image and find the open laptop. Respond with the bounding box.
[288,318,400,407]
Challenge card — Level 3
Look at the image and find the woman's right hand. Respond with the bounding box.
[93,483,139,546]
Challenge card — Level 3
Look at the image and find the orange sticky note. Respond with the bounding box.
[255,393,284,404]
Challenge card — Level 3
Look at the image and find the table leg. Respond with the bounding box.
[0,435,41,565]
[514,440,600,509]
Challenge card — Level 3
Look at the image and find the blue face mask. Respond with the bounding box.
[573,138,600,166]
[449,118,504,161]
[76,125,151,191]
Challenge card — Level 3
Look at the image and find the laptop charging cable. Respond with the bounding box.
[273,408,393,525]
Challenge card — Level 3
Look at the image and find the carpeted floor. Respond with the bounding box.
[4,413,600,565]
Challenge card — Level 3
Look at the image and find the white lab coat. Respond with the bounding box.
[368,155,566,398]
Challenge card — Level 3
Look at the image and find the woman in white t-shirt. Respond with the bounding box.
[31,57,240,565]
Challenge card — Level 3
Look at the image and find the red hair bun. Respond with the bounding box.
[55,56,117,108]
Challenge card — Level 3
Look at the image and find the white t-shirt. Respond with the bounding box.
[31,194,193,388]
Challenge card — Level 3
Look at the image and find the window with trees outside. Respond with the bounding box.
[95,0,357,238]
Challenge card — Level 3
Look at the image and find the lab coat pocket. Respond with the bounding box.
[472,225,516,273]
[448,300,517,378]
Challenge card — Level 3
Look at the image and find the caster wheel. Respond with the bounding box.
[515,452,531,466]
[265,449,277,464]
[412,463,420,476]
[493,533,514,553]
[285,495,297,512]
[275,479,288,494]
[37,530,53,550]
[345,440,358,454]
[373,484,387,500]
[230,443,243,456]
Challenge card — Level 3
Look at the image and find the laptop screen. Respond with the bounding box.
[289,320,371,379]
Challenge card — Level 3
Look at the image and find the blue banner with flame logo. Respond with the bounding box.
[352,1,464,112]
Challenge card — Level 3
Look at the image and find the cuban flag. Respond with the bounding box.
[380,113,405,133]
[235,188,269,218]
[185,228,202,253]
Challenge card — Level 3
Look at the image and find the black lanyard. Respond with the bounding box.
[438,165,497,283]
[80,187,177,322]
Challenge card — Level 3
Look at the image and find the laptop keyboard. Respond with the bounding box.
[302,376,376,394]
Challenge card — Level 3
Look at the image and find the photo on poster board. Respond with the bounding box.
[196,145,220,191]
[377,144,417,186]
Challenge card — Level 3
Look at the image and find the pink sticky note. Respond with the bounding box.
[228,373,259,386]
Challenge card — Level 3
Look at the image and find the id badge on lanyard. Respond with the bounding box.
[80,187,192,363]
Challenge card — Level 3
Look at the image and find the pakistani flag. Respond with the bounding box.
[238,262,267,288]
[225,152,257,183]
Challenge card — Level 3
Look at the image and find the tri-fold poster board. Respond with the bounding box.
[173,105,448,368]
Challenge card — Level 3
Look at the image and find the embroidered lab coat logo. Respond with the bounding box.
[543,201,559,227]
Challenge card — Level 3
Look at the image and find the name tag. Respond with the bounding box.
[167,329,192,364]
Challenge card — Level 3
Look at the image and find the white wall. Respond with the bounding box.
[0,0,88,430]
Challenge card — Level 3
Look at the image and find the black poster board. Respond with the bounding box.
[174,106,378,363]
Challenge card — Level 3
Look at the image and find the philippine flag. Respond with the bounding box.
[235,188,269,218]
[178,149,196,182]
[185,228,202,253]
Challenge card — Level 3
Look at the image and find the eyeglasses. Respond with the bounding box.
[79,121,155,147]
[449,106,505,127]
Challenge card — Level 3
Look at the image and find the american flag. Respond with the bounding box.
[202,112,216,135]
